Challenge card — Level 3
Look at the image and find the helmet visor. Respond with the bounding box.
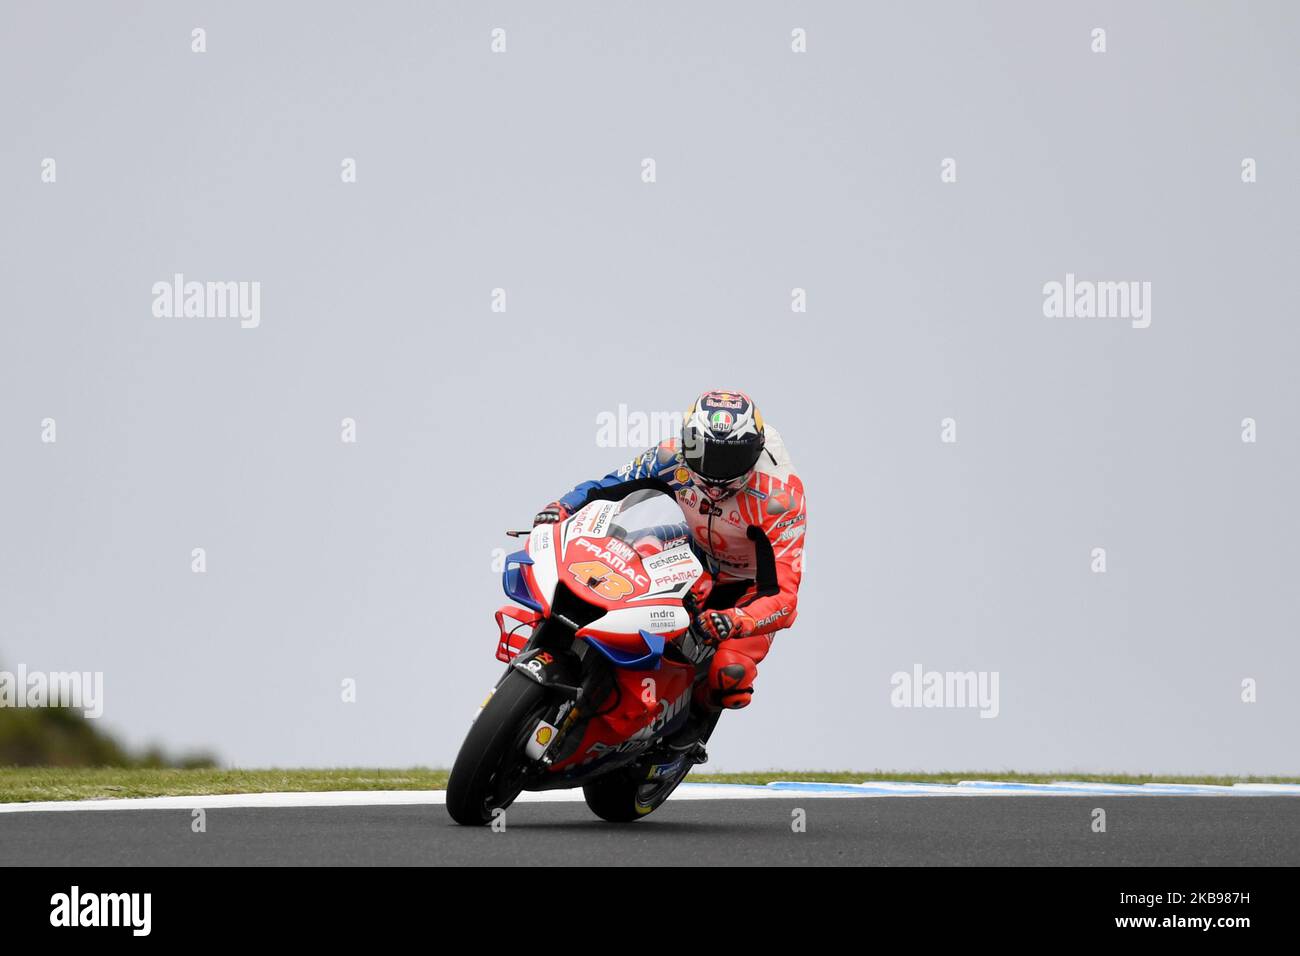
[682,431,762,483]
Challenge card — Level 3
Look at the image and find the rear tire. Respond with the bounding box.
[583,705,720,822]
[446,668,549,826]
[582,762,691,823]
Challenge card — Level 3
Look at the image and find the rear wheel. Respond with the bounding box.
[583,705,720,822]
[582,759,693,823]
[446,668,550,826]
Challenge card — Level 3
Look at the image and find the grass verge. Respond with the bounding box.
[2,767,1298,804]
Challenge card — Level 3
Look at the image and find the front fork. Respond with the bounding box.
[506,620,715,776]
[506,623,605,771]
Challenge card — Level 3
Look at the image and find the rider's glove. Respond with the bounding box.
[695,608,752,645]
[532,501,570,526]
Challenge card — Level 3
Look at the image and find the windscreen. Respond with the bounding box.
[603,489,691,554]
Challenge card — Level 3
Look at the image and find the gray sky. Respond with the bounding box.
[1,1,1297,774]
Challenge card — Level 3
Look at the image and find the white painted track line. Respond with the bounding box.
[2,780,1298,813]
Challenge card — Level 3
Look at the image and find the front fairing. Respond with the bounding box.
[511,489,703,654]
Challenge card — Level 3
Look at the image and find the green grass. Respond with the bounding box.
[2,767,1297,804]
[0,768,449,804]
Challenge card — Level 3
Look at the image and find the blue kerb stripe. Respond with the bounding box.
[957,781,1227,795]
[674,781,1300,796]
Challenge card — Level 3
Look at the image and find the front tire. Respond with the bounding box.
[446,668,549,826]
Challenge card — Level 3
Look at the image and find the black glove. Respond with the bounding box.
[533,501,569,526]
[694,609,751,644]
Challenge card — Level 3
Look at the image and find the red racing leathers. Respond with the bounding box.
[555,426,806,709]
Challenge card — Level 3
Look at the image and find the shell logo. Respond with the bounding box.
[535,726,553,746]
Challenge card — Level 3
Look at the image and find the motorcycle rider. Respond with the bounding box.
[533,390,806,754]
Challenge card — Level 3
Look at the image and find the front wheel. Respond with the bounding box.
[446,668,549,826]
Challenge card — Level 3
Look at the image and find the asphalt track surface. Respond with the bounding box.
[3,796,1298,866]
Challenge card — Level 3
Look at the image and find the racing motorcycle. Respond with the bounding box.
[446,484,720,825]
